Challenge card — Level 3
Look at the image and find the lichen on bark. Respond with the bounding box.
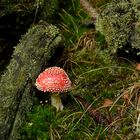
[96,0,140,54]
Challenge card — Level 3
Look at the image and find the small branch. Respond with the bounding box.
[80,0,99,23]
[74,95,109,125]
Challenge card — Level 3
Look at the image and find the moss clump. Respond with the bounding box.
[21,106,57,140]
[96,0,140,54]
[21,105,97,140]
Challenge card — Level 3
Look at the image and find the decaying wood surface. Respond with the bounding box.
[0,21,63,140]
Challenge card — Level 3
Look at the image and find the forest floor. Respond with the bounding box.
[21,0,140,139]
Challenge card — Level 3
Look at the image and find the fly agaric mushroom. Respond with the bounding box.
[35,67,71,111]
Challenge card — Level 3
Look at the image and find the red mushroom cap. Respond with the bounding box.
[36,67,71,92]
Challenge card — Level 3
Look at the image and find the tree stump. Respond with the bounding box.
[0,21,63,140]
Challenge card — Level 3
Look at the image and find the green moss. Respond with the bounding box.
[21,105,104,140]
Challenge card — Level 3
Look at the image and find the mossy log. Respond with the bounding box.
[0,21,63,140]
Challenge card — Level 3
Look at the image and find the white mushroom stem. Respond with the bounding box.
[51,93,64,111]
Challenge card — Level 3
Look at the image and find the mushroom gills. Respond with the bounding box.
[51,93,64,111]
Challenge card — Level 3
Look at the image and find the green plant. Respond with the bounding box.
[59,0,90,46]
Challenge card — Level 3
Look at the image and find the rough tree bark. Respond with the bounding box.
[0,21,63,140]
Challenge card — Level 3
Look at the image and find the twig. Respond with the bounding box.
[80,0,99,23]
[74,95,109,125]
